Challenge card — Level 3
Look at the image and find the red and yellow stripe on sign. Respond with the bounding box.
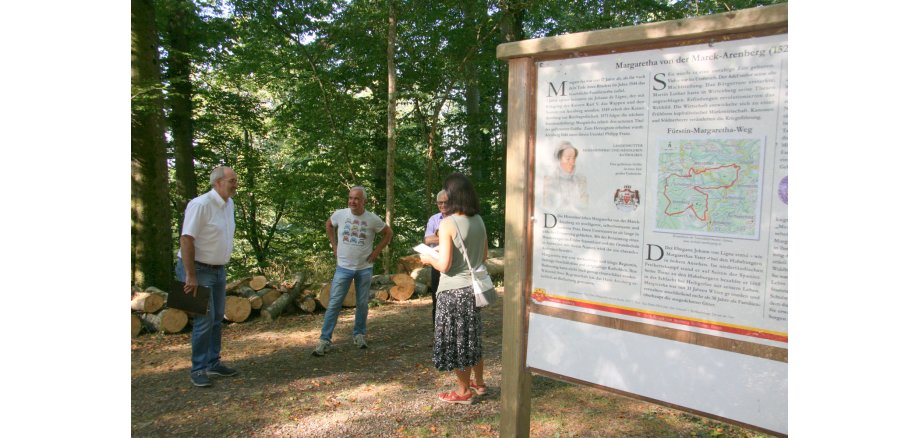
[530,288,788,343]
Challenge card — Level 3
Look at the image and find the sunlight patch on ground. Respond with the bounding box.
[131,357,189,378]
[249,381,418,436]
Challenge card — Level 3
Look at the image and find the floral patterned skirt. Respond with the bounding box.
[432,286,483,371]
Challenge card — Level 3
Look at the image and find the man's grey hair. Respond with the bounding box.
[436,190,447,199]
[210,166,232,186]
[350,186,367,200]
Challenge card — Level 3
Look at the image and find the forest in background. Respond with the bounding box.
[131,0,786,289]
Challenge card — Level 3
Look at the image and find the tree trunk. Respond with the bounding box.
[461,0,485,182]
[131,0,174,288]
[140,308,188,333]
[383,0,398,275]
[260,272,307,320]
[224,295,252,323]
[163,0,198,222]
[374,289,390,301]
[239,130,273,273]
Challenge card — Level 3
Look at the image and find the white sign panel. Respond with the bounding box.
[527,34,788,433]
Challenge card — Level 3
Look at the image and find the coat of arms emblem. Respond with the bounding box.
[614,185,640,211]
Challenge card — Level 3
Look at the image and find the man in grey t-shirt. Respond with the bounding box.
[313,186,392,356]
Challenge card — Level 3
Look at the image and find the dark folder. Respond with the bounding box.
[168,280,211,316]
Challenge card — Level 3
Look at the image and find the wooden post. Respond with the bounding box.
[499,55,534,437]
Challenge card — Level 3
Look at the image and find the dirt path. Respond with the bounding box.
[131,291,767,437]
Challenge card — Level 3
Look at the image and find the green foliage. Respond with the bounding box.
[146,0,786,282]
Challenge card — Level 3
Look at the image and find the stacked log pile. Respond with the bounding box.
[131,286,188,336]
[131,248,504,337]
[393,248,505,299]
[226,276,278,322]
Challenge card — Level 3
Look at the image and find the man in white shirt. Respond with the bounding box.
[313,186,392,356]
[176,166,240,387]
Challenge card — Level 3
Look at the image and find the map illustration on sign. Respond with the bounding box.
[654,139,764,239]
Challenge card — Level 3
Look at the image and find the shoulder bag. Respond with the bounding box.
[451,216,497,307]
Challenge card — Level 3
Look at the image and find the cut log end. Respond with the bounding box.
[224,295,252,323]
[250,275,268,291]
[316,282,356,309]
[131,291,166,313]
[131,313,142,337]
[389,273,416,301]
[141,308,188,334]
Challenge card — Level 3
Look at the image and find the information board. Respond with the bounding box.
[526,33,788,434]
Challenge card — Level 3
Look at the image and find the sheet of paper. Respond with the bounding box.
[413,243,439,260]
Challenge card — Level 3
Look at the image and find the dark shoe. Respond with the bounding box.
[312,339,332,357]
[191,371,212,387]
[206,363,239,377]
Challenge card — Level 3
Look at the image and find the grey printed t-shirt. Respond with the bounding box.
[331,208,386,271]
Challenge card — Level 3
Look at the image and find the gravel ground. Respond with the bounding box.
[131,289,768,437]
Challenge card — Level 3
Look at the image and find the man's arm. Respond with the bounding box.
[368,224,393,262]
[179,235,197,293]
[424,215,439,245]
[325,218,338,259]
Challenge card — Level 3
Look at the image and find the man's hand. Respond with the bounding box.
[180,234,198,295]
[184,275,198,295]
[367,249,381,263]
[424,229,439,246]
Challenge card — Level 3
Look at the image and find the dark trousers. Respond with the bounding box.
[430,268,441,326]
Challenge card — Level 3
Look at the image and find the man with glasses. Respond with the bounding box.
[176,165,240,387]
[423,190,449,325]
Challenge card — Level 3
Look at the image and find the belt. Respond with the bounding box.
[195,261,224,269]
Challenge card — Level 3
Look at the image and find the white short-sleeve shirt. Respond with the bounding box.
[177,189,235,265]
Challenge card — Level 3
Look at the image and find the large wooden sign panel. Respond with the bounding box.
[523,29,788,435]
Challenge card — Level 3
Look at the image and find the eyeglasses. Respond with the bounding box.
[437,201,447,205]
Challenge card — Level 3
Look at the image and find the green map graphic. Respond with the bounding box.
[655,139,763,238]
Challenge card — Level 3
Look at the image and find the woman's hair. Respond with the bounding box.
[442,173,481,216]
[554,141,578,160]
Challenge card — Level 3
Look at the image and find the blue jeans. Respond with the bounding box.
[320,266,373,342]
[176,260,226,374]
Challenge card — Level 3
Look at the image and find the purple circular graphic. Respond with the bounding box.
[778,176,788,205]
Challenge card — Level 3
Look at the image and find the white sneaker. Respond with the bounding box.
[354,334,368,349]
[312,339,332,357]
